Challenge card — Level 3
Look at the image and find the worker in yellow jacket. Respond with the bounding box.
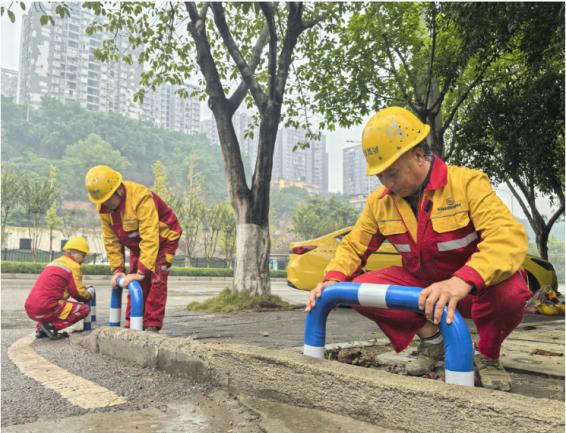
[306,107,532,391]
[85,166,182,332]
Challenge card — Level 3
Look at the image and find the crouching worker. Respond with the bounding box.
[306,107,532,391]
[24,237,95,340]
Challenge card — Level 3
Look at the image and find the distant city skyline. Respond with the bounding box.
[1,7,555,219]
[1,7,356,195]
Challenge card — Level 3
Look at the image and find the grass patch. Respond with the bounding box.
[187,287,292,313]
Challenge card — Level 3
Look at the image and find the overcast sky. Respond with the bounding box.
[1,8,558,221]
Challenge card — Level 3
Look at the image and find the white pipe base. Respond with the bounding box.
[303,345,325,359]
[445,369,475,387]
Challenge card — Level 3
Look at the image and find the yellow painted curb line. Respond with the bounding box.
[7,334,127,409]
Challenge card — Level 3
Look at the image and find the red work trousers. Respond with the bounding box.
[34,302,90,332]
[125,253,171,330]
[352,266,532,360]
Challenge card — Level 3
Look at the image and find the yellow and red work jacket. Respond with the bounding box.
[25,255,91,321]
[324,156,528,292]
[98,181,182,275]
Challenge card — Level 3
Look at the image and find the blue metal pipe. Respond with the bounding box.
[83,290,96,331]
[304,282,474,387]
[108,277,144,331]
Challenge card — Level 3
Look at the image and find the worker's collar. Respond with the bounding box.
[98,184,126,214]
[379,154,448,199]
[64,253,80,264]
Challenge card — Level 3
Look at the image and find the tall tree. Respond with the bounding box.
[20,167,58,260]
[299,2,544,158]
[173,160,205,267]
[1,164,23,248]
[152,160,171,201]
[292,196,359,240]
[45,166,63,254]
[83,2,322,294]
[201,202,225,267]
[219,202,236,268]
[452,37,564,259]
[59,133,130,199]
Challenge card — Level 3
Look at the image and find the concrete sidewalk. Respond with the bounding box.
[72,306,565,433]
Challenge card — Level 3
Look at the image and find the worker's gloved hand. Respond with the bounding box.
[418,276,473,325]
[86,286,96,298]
[112,272,126,288]
[119,272,145,288]
[305,280,338,312]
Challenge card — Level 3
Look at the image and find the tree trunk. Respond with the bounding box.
[425,78,444,158]
[233,223,270,295]
[536,226,550,261]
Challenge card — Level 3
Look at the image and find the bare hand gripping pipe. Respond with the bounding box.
[304,282,475,387]
[109,277,144,331]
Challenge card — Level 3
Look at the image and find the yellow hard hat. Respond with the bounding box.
[85,165,123,204]
[361,107,430,176]
[63,237,90,255]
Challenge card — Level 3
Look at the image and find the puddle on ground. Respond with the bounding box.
[3,402,216,433]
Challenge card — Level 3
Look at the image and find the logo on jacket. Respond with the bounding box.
[437,198,461,211]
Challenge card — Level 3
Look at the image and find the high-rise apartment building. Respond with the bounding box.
[200,118,220,147]
[200,111,259,172]
[343,144,380,197]
[19,3,143,119]
[18,3,200,133]
[273,128,328,195]
[141,84,200,135]
[1,68,18,99]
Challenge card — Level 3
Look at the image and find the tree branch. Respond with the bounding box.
[424,5,437,111]
[381,32,421,116]
[210,2,267,110]
[545,203,565,234]
[506,179,535,227]
[273,3,304,102]
[259,2,277,100]
[228,24,269,113]
[390,43,422,103]
[184,2,226,101]
[440,62,492,134]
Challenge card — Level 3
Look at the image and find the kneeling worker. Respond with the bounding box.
[25,237,95,339]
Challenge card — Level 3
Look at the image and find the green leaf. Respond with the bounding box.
[19,2,26,11]
[40,15,49,26]
[8,9,15,23]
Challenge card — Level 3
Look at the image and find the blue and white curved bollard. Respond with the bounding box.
[83,290,96,331]
[304,282,474,387]
[109,277,144,331]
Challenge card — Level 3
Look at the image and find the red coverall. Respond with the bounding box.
[324,156,532,360]
[98,181,182,330]
[24,255,91,331]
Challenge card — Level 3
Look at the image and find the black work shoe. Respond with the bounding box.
[39,323,68,340]
[35,329,47,339]
[145,326,160,333]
